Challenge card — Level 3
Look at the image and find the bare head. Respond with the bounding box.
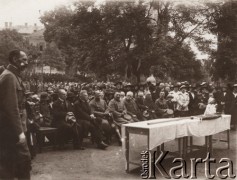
[126,91,133,101]
[80,90,88,101]
[58,89,67,101]
[9,49,28,71]
[114,92,121,101]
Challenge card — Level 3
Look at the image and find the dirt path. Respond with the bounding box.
[32,131,237,180]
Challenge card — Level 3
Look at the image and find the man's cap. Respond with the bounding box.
[25,90,33,96]
[167,94,173,98]
[174,82,181,87]
[200,82,207,87]
[32,94,40,101]
[180,85,187,89]
[184,81,189,85]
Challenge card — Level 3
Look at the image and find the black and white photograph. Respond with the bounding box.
[0,0,236,179]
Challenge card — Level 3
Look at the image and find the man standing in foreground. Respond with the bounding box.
[0,49,31,179]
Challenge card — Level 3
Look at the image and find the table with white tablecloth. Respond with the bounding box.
[122,114,231,172]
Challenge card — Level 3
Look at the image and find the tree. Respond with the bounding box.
[209,1,237,81]
[41,0,212,82]
[0,29,29,65]
[41,43,66,71]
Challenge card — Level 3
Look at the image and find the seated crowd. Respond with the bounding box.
[24,80,237,158]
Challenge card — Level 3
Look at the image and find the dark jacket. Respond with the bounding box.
[74,98,92,121]
[135,97,147,112]
[0,64,26,143]
[224,91,237,114]
[52,99,68,127]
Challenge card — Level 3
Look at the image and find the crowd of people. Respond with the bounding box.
[23,77,237,158]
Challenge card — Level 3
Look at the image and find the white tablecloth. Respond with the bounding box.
[122,115,231,151]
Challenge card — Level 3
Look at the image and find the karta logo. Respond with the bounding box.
[140,151,236,179]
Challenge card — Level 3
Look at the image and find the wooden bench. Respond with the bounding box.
[36,127,57,153]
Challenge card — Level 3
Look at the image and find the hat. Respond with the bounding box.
[167,94,173,98]
[159,83,165,87]
[200,82,207,87]
[25,90,33,96]
[184,81,189,85]
[40,92,49,100]
[174,82,181,87]
[180,85,187,89]
[67,112,74,116]
[32,94,40,102]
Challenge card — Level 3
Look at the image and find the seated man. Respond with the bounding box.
[166,94,175,118]
[135,91,148,112]
[107,92,134,127]
[136,91,149,120]
[124,91,144,121]
[155,91,173,118]
[39,92,52,127]
[52,89,82,150]
[74,90,109,150]
[144,91,157,120]
[89,90,114,144]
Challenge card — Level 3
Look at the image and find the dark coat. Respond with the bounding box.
[52,99,68,127]
[0,64,26,143]
[224,91,235,114]
[188,91,198,114]
[74,98,91,121]
[224,92,237,126]
[135,97,147,112]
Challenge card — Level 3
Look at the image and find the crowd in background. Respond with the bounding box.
[22,75,237,159]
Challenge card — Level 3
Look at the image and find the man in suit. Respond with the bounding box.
[89,90,114,144]
[0,49,31,179]
[52,89,82,150]
[124,91,144,121]
[225,84,237,130]
[188,85,198,115]
[107,92,133,126]
[74,90,108,149]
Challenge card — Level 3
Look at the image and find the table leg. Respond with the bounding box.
[183,137,188,157]
[161,143,164,152]
[190,136,193,153]
[178,138,182,157]
[209,135,213,154]
[125,128,130,173]
[205,136,208,152]
[227,130,230,149]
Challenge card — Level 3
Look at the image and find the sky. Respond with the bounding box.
[0,0,75,27]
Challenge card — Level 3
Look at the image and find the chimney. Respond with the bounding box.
[9,22,12,28]
[5,22,8,28]
[25,23,28,27]
[34,23,37,27]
